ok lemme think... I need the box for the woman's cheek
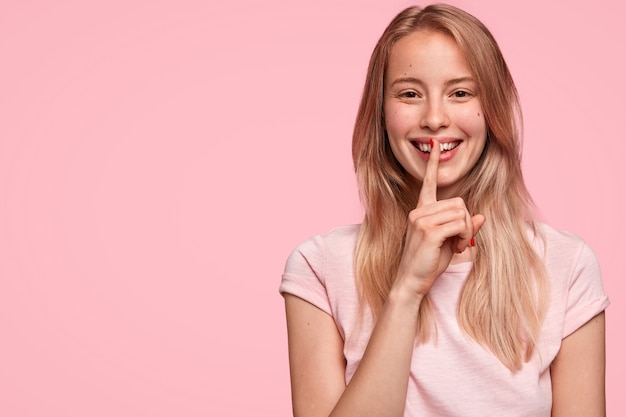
[455,106,486,134]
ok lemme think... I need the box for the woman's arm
[285,287,422,417]
[284,294,347,417]
[551,311,606,417]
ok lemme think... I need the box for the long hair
[352,4,548,371]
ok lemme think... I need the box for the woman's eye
[452,90,471,98]
[400,91,418,98]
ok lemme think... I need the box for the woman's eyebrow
[389,76,475,88]
[390,77,424,87]
[444,76,475,86]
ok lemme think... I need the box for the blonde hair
[352,4,548,371]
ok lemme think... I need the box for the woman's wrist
[387,281,424,314]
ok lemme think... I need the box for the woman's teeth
[416,141,460,153]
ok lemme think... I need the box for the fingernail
[470,237,475,247]
[430,138,434,147]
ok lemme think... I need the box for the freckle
[477,112,480,117]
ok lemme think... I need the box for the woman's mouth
[412,140,461,153]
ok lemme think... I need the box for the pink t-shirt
[280,223,609,416]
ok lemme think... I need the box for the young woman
[280,4,609,416]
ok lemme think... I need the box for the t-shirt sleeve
[562,242,610,338]
[279,235,332,316]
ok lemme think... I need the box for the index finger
[417,138,440,207]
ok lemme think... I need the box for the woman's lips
[411,139,462,162]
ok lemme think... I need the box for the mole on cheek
[477,112,480,117]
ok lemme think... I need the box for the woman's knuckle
[414,217,428,229]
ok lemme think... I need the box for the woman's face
[384,30,487,200]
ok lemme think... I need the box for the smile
[412,140,461,153]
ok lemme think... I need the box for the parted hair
[352,3,548,371]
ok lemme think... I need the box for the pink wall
[1,0,623,415]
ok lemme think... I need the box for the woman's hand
[394,138,486,297]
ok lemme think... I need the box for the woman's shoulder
[531,222,600,275]
[533,222,590,252]
[321,224,362,240]
[284,224,360,271]
[532,225,609,337]
[292,224,361,253]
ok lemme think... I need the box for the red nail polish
[430,138,434,147]
[470,237,475,247]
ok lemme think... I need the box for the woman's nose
[420,100,450,130]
